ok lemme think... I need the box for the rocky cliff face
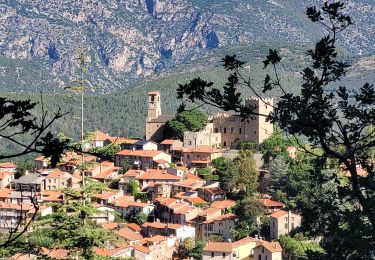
[0,0,374,92]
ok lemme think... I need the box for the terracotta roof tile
[126,223,141,232]
[198,207,221,216]
[92,192,117,201]
[41,191,64,202]
[116,149,165,158]
[257,198,284,207]
[124,169,143,177]
[203,213,238,224]
[256,241,283,253]
[270,210,288,219]
[0,162,16,168]
[114,201,150,208]
[160,139,180,145]
[102,222,120,230]
[94,130,112,141]
[133,245,151,254]
[106,137,138,145]
[45,168,69,179]
[41,248,69,259]
[210,200,236,210]
[93,247,111,257]
[232,236,257,247]
[174,178,203,188]
[0,202,34,211]
[145,235,166,243]
[185,173,201,180]
[0,188,12,198]
[135,169,181,181]
[187,197,207,205]
[203,242,233,252]
[142,222,182,230]
[115,227,143,241]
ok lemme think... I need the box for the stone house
[203,242,235,260]
[192,207,237,242]
[122,140,158,151]
[253,241,283,260]
[0,172,13,189]
[141,221,195,241]
[115,150,172,170]
[0,162,17,173]
[155,197,199,225]
[113,200,154,219]
[159,139,183,152]
[43,168,80,190]
[182,145,222,168]
[11,173,45,192]
[257,198,284,214]
[269,210,302,240]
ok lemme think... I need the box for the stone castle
[145,91,273,147]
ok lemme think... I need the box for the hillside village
[0,92,306,259]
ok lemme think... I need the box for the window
[223,141,227,147]
[214,128,219,133]
[239,128,242,134]
[292,217,295,222]
[189,141,192,145]
[222,253,226,258]
[223,128,227,133]
[273,221,275,227]
[200,140,203,144]
[231,127,234,134]
[254,130,257,134]
[285,223,288,229]
[291,223,295,229]
[211,252,214,258]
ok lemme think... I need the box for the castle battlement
[209,112,236,120]
[245,96,273,103]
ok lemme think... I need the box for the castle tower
[245,97,274,143]
[147,91,161,120]
[145,91,174,142]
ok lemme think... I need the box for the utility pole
[65,50,89,207]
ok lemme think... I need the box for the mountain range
[1,0,375,93]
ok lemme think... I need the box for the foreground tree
[28,201,114,259]
[177,2,375,257]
